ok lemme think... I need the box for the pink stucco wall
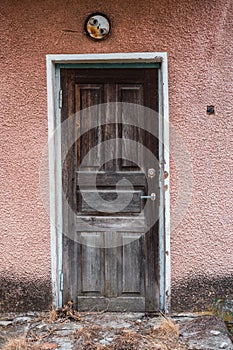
[0,0,232,311]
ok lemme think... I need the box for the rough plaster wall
[0,0,232,311]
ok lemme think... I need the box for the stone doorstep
[177,315,233,350]
[0,313,233,349]
[41,315,233,350]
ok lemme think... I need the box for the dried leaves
[2,336,41,350]
[73,317,188,350]
[48,301,81,323]
[1,308,188,350]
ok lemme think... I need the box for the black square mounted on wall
[207,105,215,115]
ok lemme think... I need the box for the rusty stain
[164,171,169,179]
[164,184,168,191]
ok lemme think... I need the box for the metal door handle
[141,193,156,201]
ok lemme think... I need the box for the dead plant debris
[0,306,208,350]
[2,336,41,350]
[47,300,81,323]
[73,317,188,350]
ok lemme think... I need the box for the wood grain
[61,68,160,312]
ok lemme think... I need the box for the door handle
[141,193,156,201]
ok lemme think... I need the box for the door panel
[80,190,142,214]
[120,84,143,167]
[76,84,103,168]
[79,232,104,293]
[61,68,159,312]
[122,234,143,293]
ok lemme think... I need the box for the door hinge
[59,89,63,109]
[59,271,64,291]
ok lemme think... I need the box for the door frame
[46,52,170,312]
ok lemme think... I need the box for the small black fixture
[207,105,215,115]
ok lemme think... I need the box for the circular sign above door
[84,13,111,40]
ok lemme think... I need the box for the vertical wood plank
[104,232,122,297]
[80,232,104,293]
[103,84,120,170]
[119,85,143,168]
[122,235,144,294]
[75,84,103,169]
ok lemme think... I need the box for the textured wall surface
[0,0,232,312]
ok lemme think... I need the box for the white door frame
[46,52,170,312]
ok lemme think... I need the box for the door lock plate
[148,168,156,178]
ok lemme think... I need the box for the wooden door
[61,68,160,312]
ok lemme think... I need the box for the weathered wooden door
[61,68,160,312]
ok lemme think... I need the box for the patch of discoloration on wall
[0,276,52,313]
[171,275,233,312]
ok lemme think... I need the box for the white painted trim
[46,57,63,307]
[54,68,63,308]
[46,52,170,311]
[46,58,58,307]
[47,52,167,64]
[161,54,171,313]
[158,68,165,310]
